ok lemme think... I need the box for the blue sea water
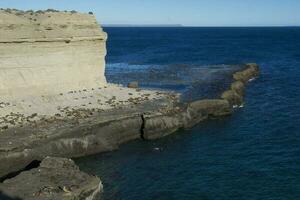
[76,27,300,200]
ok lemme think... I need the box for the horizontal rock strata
[0,91,178,179]
[0,9,107,97]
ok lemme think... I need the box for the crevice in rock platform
[140,114,146,140]
[0,160,41,183]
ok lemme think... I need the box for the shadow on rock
[0,191,22,200]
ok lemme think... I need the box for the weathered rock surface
[0,157,102,200]
[221,63,260,107]
[0,63,259,180]
[142,64,259,139]
[231,81,245,96]
[0,95,177,179]
[142,99,232,140]
[221,90,243,106]
[0,9,107,97]
[233,63,259,83]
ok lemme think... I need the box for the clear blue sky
[0,0,299,26]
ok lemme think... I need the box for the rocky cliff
[0,9,107,97]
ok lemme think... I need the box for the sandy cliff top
[0,9,107,42]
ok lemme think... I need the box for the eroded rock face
[0,157,102,200]
[0,9,107,97]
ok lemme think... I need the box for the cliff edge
[0,9,107,97]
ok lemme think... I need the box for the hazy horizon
[0,0,300,27]
[102,24,300,28]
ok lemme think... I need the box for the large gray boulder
[0,157,103,200]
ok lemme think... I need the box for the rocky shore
[0,8,260,200]
[142,63,259,139]
[0,157,102,200]
[0,63,259,199]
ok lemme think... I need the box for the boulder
[127,81,139,88]
[0,157,103,200]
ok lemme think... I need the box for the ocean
[76,27,300,200]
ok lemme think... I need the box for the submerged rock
[0,157,102,200]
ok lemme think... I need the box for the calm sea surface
[76,27,300,200]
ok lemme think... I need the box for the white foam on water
[248,78,256,82]
[154,147,164,151]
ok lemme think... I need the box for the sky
[0,0,299,26]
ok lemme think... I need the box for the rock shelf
[0,157,102,200]
[0,8,260,200]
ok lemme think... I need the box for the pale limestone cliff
[0,10,170,131]
[0,9,107,97]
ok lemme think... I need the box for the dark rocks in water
[231,81,245,96]
[223,80,246,106]
[142,63,260,139]
[188,99,232,118]
[233,63,259,83]
[221,90,243,106]
[0,157,102,200]
[142,99,233,140]
[127,81,139,88]
[221,63,259,107]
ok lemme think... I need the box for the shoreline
[0,63,259,199]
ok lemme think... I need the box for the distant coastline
[102,24,300,28]
[103,24,183,27]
